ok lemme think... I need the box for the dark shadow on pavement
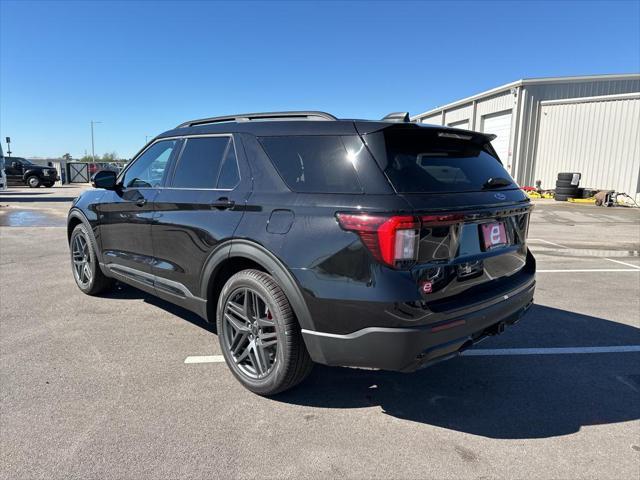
[273,305,640,439]
[103,282,217,334]
[0,191,54,195]
[94,286,640,439]
[0,196,78,202]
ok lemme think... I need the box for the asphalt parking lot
[1,186,639,479]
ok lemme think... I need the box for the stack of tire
[555,172,582,201]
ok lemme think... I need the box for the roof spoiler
[381,112,410,123]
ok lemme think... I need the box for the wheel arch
[201,240,315,331]
[67,209,104,262]
[23,169,42,181]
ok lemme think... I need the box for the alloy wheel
[222,288,278,379]
[71,233,92,287]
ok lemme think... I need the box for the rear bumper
[302,280,535,372]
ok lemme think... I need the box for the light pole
[90,121,102,160]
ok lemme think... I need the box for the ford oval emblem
[494,193,506,200]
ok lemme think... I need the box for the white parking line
[529,238,568,249]
[184,355,225,364]
[537,268,640,273]
[462,346,640,356]
[605,258,640,270]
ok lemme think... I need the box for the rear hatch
[358,123,533,305]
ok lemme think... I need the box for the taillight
[336,213,420,269]
[420,213,464,225]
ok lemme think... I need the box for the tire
[555,180,574,188]
[557,172,580,182]
[26,175,41,188]
[217,269,313,395]
[69,224,114,295]
[554,193,573,202]
[555,186,579,195]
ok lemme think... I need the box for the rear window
[259,136,362,193]
[375,128,514,193]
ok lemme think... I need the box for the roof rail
[177,111,338,128]
[381,112,410,123]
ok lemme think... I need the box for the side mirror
[92,170,118,190]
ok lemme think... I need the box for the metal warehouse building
[412,74,640,201]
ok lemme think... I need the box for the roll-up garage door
[481,110,512,165]
[447,119,470,130]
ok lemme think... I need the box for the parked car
[4,156,59,188]
[0,146,6,191]
[88,162,121,176]
[67,111,535,395]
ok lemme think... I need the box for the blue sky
[1,0,639,159]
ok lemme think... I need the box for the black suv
[4,156,59,188]
[67,111,535,395]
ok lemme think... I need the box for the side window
[121,140,177,188]
[217,141,240,189]
[171,137,230,189]
[259,136,362,193]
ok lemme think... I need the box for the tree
[101,152,119,162]
[62,153,72,161]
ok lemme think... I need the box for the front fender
[67,208,104,264]
[22,168,42,180]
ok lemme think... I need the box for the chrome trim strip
[301,327,416,340]
[119,133,242,192]
[104,263,205,301]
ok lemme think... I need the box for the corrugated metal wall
[421,113,443,125]
[515,78,640,186]
[444,104,473,125]
[474,91,516,126]
[414,76,640,194]
[534,94,640,196]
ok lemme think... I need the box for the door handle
[211,197,235,210]
[135,198,147,207]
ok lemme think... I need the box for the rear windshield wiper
[482,177,512,189]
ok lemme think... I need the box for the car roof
[155,111,496,144]
[158,119,363,138]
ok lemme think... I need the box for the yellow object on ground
[527,191,554,199]
[568,197,597,204]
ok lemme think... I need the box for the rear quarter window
[258,136,362,193]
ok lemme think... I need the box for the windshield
[371,128,515,194]
[13,158,34,165]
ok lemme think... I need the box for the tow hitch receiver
[488,321,506,336]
